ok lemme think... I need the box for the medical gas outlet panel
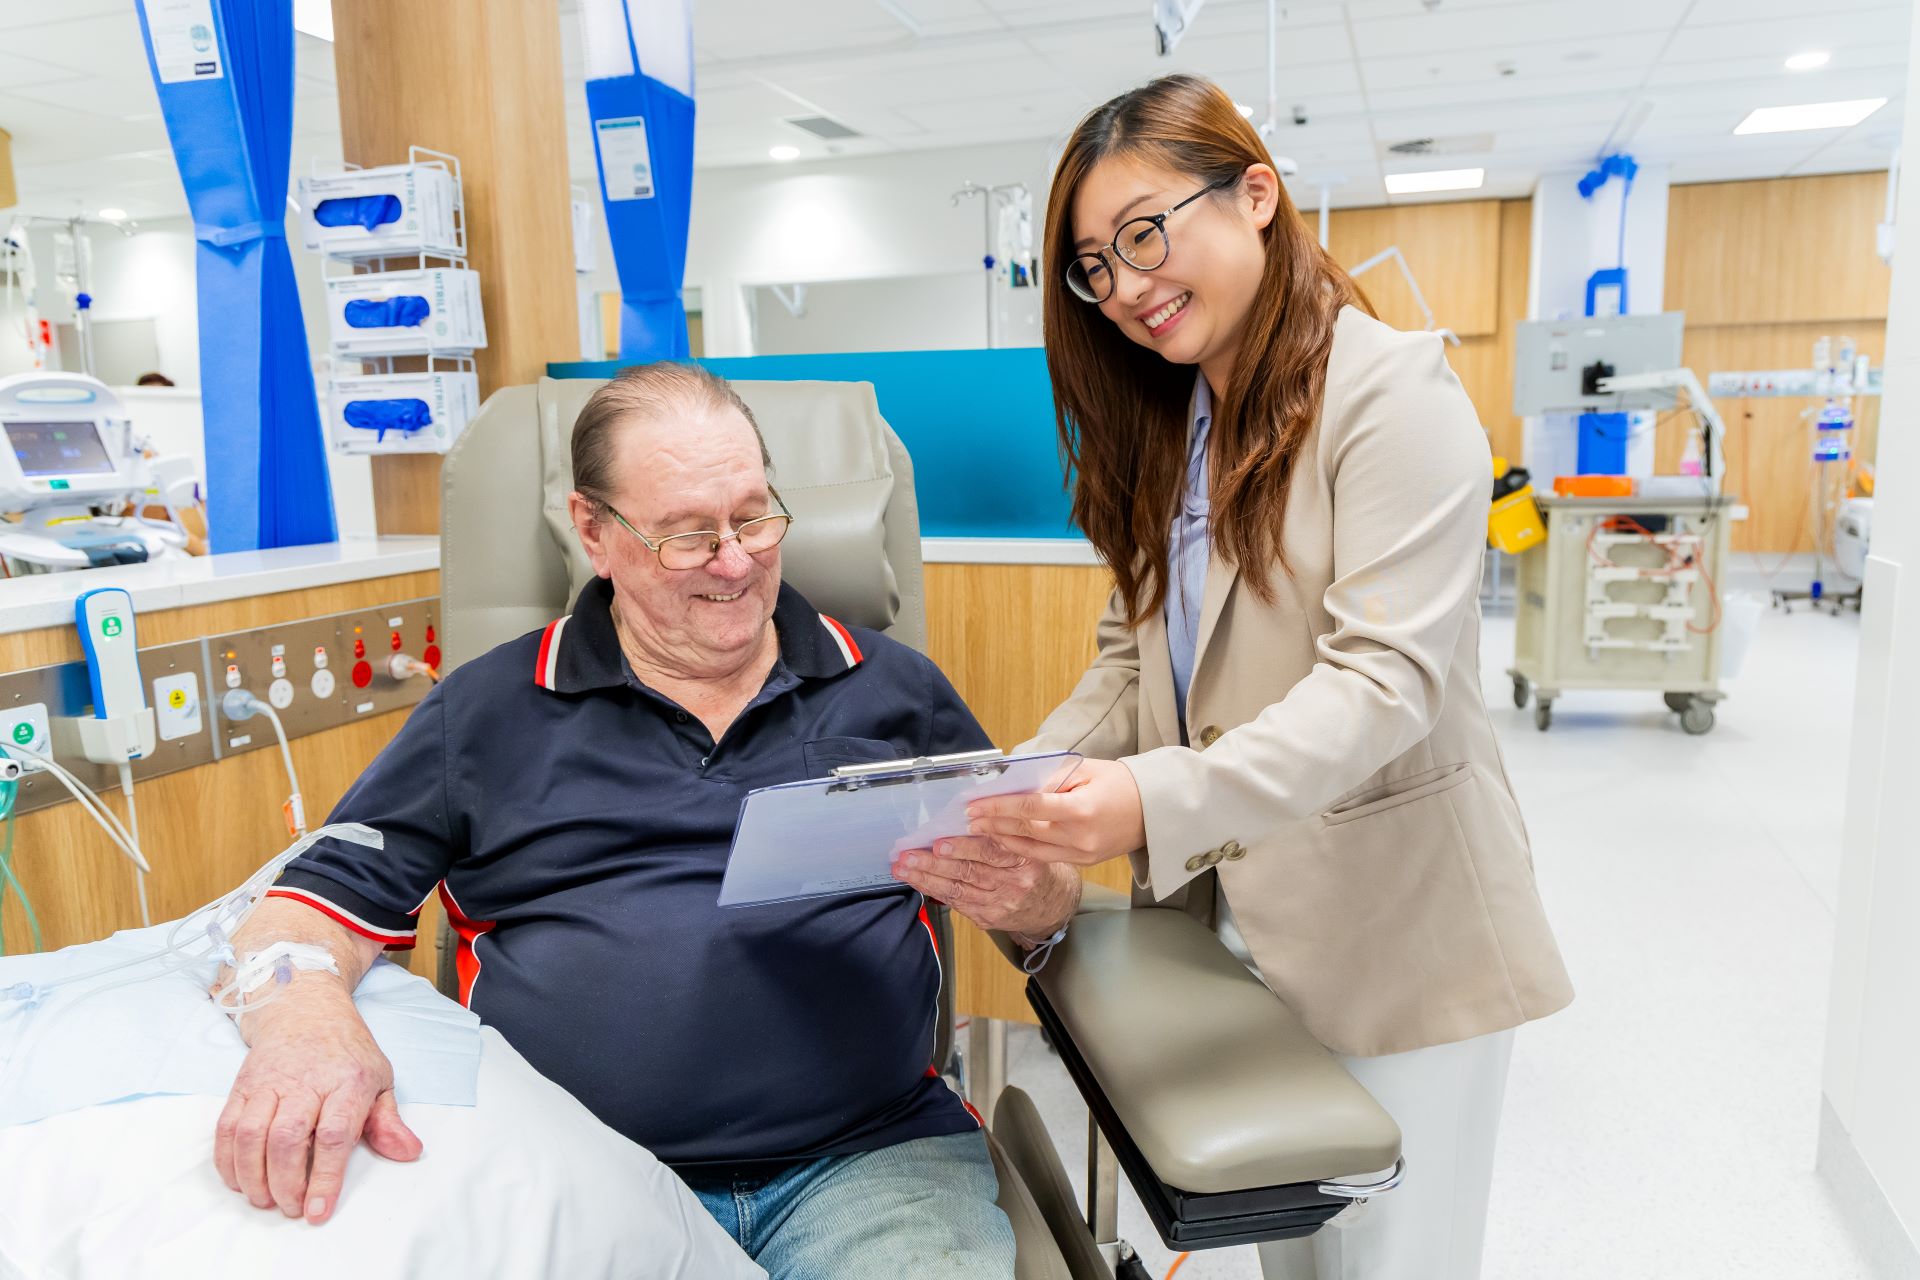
[0,597,440,820]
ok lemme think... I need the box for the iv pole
[951,181,1027,348]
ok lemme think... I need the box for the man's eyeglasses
[1064,178,1234,304]
[602,490,794,571]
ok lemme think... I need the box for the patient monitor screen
[5,420,116,477]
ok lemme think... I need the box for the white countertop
[0,537,441,636]
[921,537,1100,566]
[0,535,1098,637]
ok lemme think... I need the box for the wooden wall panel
[1440,197,1533,462]
[1662,321,1884,555]
[1327,199,1502,338]
[924,562,1134,1023]
[1667,173,1892,327]
[1,570,440,962]
[1665,172,1891,554]
[332,0,579,537]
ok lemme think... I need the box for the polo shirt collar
[533,576,864,694]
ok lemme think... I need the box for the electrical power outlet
[0,702,51,759]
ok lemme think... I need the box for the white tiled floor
[1005,595,1875,1279]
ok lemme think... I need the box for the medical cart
[1507,495,1741,734]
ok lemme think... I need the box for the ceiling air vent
[785,116,862,141]
[1384,132,1493,157]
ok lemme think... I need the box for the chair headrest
[535,376,904,633]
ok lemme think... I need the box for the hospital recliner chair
[435,375,1404,1279]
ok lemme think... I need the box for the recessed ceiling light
[1734,98,1885,134]
[1383,167,1484,195]
[1784,50,1830,71]
[98,208,127,222]
[769,145,800,161]
[1234,102,1254,119]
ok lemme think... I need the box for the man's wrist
[1011,873,1083,949]
[232,971,355,1045]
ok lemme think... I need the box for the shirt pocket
[1321,762,1474,827]
[801,735,903,777]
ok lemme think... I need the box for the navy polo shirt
[269,575,991,1169]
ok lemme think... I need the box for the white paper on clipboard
[717,750,1083,907]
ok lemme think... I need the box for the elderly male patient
[212,364,1080,1277]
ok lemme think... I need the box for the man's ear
[568,491,616,579]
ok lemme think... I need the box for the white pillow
[0,1026,765,1280]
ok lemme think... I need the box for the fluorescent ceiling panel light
[1383,167,1484,194]
[1784,50,1830,71]
[1735,98,1885,134]
[98,208,127,222]
[769,145,800,161]
[293,0,334,42]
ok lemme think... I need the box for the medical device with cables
[0,372,199,574]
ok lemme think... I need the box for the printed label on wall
[148,0,224,83]
[594,116,655,201]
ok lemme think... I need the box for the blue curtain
[587,6,695,360]
[136,0,336,552]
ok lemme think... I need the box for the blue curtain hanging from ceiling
[585,0,695,360]
[135,0,335,553]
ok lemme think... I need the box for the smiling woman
[897,73,1572,1280]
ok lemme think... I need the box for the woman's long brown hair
[1045,74,1367,623]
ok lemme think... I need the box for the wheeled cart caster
[1534,701,1552,732]
[1680,700,1715,735]
[1511,675,1530,709]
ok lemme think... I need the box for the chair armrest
[1030,907,1401,1194]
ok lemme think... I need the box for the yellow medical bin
[1488,485,1547,555]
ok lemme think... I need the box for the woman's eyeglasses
[1064,178,1233,305]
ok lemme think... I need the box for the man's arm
[213,897,420,1225]
[211,685,464,1223]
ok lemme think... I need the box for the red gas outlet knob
[390,631,403,652]
[422,644,442,670]
[353,637,366,659]
[351,660,373,689]
[425,625,436,644]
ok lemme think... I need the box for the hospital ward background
[1,1,1919,1278]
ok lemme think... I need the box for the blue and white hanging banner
[581,0,695,361]
[134,0,335,553]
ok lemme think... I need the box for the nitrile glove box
[325,268,487,356]
[329,371,480,456]
[299,163,460,258]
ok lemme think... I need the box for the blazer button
[1184,853,1206,873]
[1198,725,1222,748]
[1224,841,1247,861]
[1206,848,1224,866]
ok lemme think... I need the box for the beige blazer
[1024,306,1573,1058]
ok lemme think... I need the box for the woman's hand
[962,758,1147,868]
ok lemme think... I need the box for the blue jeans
[682,1131,1016,1279]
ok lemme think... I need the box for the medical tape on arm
[231,941,341,996]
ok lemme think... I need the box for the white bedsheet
[0,1025,765,1280]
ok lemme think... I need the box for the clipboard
[716,749,1084,908]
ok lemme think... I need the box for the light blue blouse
[1166,373,1212,740]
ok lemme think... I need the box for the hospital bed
[437,375,1405,1278]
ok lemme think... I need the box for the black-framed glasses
[603,488,794,570]
[1064,177,1234,304]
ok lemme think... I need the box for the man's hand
[213,979,422,1225]
[960,757,1147,869]
[892,838,1082,940]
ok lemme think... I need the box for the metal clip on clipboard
[826,748,1010,792]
